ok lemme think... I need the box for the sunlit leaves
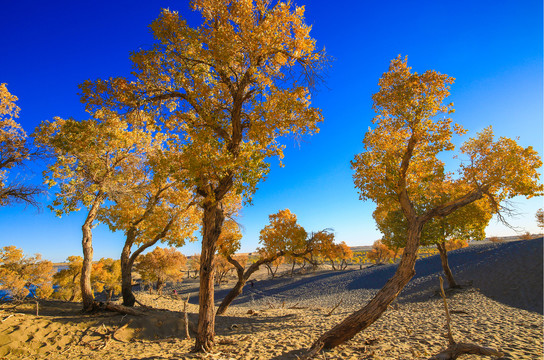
[352,56,542,225]
[0,246,54,300]
[136,247,186,293]
[79,0,325,205]
[0,84,41,206]
[258,209,307,256]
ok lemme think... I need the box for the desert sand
[0,238,542,359]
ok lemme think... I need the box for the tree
[306,56,543,355]
[366,240,395,264]
[52,256,83,301]
[0,246,54,300]
[0,84,41,207]
[79,0,325,349]
[91,258,122,301]
[375,193,492,287]
[536,208,544,231]
[34,117,155,311]
[216,209,323,315]
[135,247,186,294]
[329,241,353,270]
[188,254,201,278]
[98,147,200,306]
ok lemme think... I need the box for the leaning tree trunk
[436,242,458,288]
[217,251,284,315]
[194,201,225,352]
[306,223,423,355]
[80,194,103,312]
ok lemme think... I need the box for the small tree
[0,84,41,207]
[216,210,326,315]
[91,258,122,301]
[366,240,395,264]
[52,256,83,301]
[34,117,156,311]
[99,161,200,306]
[188,254,200,278]
[136,247,186,294]
[0,246,54,300]
[536,209,544,231]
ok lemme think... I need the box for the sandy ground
[0,238,542,359]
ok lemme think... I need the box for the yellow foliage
[0,246,54,300]
[136,247,186,294]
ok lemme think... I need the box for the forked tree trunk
[436,242,458,288]
[194,201,225,352]
[121,218,175,306]
[80,194,103,312]
[306,223,423,355]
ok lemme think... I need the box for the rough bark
[437,242,458,288]
[305,222,423,356]
[194,201,225,352]
[121,239,136,307]
[80,194,103,312]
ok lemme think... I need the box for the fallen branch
[101,302,144,316]
[326,299,343,317]
[1,314,13,322]
[427,277,503,360]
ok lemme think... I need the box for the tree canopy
[0,84,41,207]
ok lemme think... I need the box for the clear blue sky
[0,0,542,262]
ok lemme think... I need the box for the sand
[0,238,542,359]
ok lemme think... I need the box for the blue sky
[0,0,542,262]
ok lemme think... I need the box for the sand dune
[0,238,542,359]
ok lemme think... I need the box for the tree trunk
[194,201,225,352]
[80,194,103,312]
[217,252,283,315]
[121,240,136,306]
[157,278,164,295]
[437,242,458,288]
[306,223,423,355]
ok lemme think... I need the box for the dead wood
[101,302,144,316]
[427,277,503,360]
[184,294,191,340]
[325,299,343,317]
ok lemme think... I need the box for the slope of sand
[0,238,542,359]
